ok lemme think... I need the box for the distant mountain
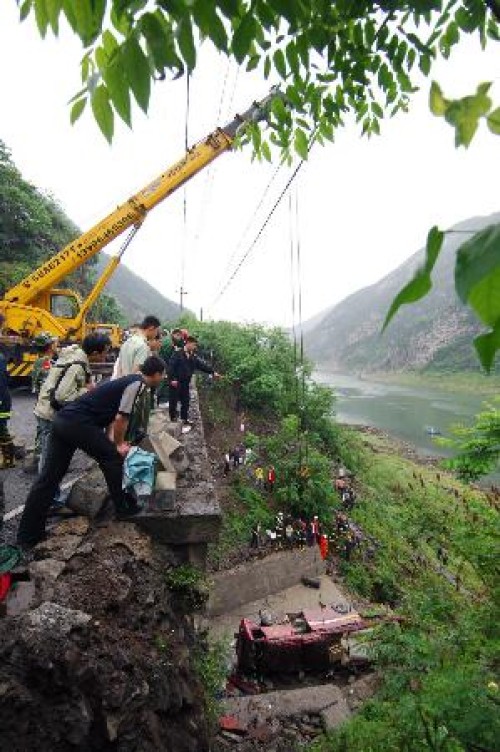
[95,254,183,324]
[304,212,500,373]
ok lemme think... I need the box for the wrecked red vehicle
[236,608,387,676]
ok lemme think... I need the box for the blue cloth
[123,447,157,496]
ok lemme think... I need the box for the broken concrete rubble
[0,385,222,751]
[0,519,210,751]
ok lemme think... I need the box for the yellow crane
[1,88,278,380]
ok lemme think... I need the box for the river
[314,371,488,459]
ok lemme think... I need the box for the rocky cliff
[304,212,500,373]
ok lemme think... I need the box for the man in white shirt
[113,316,161,377]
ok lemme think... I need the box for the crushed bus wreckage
[236,606,398,676]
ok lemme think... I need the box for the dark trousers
[168,381,190,421]
[17,417,126,548]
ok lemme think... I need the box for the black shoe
[114,495,142,520]
[115,505,142,520]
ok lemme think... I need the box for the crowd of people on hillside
[0,316,220,552]
[247,474,374,563]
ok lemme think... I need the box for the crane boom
[5,88,278,306]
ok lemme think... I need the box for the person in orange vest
[319,534,329,560]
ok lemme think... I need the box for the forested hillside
[305,213,500,373]
[93,254,182,324]
[0,140,180,325]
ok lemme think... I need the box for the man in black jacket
[17,355,166,550]
[168,336,219,431]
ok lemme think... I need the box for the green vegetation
[370,370,500,396]
[0,138,124,324]
[184,317,498,751]
[193,636,232,728]
[437,397,500,481]
[309,431,499,751]
[20,0,500,386]
[20,0,499,155]
[165,564,209,610]
[0,138,180,326]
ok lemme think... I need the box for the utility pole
[200,307,203,322]
[178,286,188,311]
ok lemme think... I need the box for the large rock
[24,601,92,635]
[321,696,352,730]
[66,468,108,518]
[222,685,345,727]
[0,521,210,752]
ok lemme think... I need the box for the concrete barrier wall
[208,546,325,616]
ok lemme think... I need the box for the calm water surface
[314,371,489,458]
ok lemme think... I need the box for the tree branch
[485,0,500,22]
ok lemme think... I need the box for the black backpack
[48,360,90,411]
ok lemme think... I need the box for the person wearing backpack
[34,333,111,475]
[17,355,166,550]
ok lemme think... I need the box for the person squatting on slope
[168,336,220,431]
[16,355,166,550]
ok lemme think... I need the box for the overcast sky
[1,3,499,327]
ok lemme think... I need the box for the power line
[180,74,191,298]
[209,160,305,309]
[216,160,284,286]
[191,61,232,252]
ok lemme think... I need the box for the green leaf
[294,127,308,160]
[122,35,151,112]
[383,226,444,330]
[19,0,33,22]
[455,224,500,319]
[261,141,272,162]
[102,58,132,126]
[487,106,500,135]
[232,13,256,63]
[216,0,239,20]
[192,1,227,52]
[91,85,114,142]
[455,6,478,32]
[46,0,62,33]
[177,15,197,70]
[468,267,500,328]
[67,0,94,46]
[273,48,287,79]
[419,54,432,76]
[70,97,86,124]
[102,30,118,55]
[474,321,500,373]
[34,0,49,37]
[267,0,298,25]
[429,81,448,116]
[141,12,176,71]
[246,55,260,72]
[285,41,300,77]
